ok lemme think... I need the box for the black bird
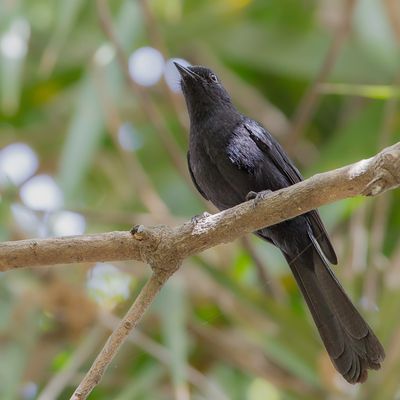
[175,62,385,384]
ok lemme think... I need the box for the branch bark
[70,269,178,400]
[1,142,399,272]
[1,143,399,398]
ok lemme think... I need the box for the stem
[70,270,177,400]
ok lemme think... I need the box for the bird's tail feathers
[284,246,385,383]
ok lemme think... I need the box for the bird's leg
[246,189,273,207]
[191,211,211,225]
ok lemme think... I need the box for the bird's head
[174,63,233,121]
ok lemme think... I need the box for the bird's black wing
[242,119,337,265]
[187,151,208,200]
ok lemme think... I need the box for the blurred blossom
[94,43,115,66]
[20,175,63,211]
[50,211,86,236]
[87,263,132,309]
[0,17,30,60]
[128,46,164,86]
[360,296,379,312]
[118,122,143,151]
[20,381,38,400]
[164,58,191,92]
[0,143,39,187]
[11,203,43,236]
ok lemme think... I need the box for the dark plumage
[175,62,385,383]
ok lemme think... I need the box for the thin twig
[362,73,400,305]
[92,62,171,221]
[240,236,285,300]
[96,0,189,179]
[100,312,230,400]
[137,0,189,131]
[196,46,290,136]
[362,194,391,307]
[37,327,104,400]
[189,322,316,394]
[385,238,400,288]
[384,0,400,44]
[286,0,357,150]
[70,270,178,400]
[348,202,369,274]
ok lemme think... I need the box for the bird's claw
[245,191,258,201]
[191,211,211,225]
[246,190,272,206]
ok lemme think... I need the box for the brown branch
[70,269,178,400]
[189,322,315,394]
[0,231,143,270]
[286,0,357,150]
[1,142,399,272]
[92,63,172,222]
[100,312,230,400]
[195,46,290,137]
[95,0,189,179]
[384,0,400,44]
[240,236,285,300]
[37,327,104,400]
[137,0,189,132]
[1,143,399,398]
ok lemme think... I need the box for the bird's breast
[189,133,243,210]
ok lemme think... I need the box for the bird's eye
[209,73,218,83]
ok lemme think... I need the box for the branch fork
[0,142,399,399]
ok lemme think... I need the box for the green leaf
[58,74,104,201]
[115,364,163,400]
[319,83,400,99]
[247,378,280,400]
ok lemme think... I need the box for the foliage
[0,0,399,399]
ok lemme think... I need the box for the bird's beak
[174,62,196,81]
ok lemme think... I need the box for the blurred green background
[1,0,400,399]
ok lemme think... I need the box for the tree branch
[1,143,399,399]
[286,0,357,149]
[1,142,399,272]
[70,269,178,400]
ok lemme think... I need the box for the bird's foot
[246,190,273,207]
[191,211,211,225]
